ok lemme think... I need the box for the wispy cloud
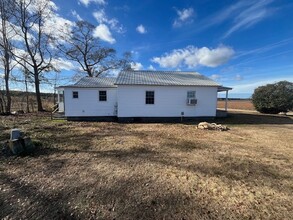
[93,9,124,33]
[211,74,221,81]
[234,74,243,81]
[78,0,106,7]
[71,10,82,21]
[235,37,293,58]
[196,0,276,38]
[173,7,194,27]
[232,75,293,93]
[223,0,275,38]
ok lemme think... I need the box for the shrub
[252,81,293,114]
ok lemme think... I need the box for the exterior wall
[117,85,218,117]
[63,87,117,117]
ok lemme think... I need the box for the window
[146,91,154,104]
[187,91,196,99]
[99,91,107,101]
[72,91,78,99]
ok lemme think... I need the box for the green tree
[252,81,293,114]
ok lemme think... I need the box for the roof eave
[114,83,220,87]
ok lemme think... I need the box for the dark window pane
[187,91,196,98]
[146,91,154,104]
[73,91,78,98]
[99,91,107,101]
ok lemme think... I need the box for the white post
[225,90,228,111]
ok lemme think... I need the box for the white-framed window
[146,91,155,104]
[99,90,107,101]
[187,91,196,99]
[72,91,78,99]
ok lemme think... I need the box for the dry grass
[0,112,292,219]
[218,100,255,110]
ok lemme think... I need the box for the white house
[56,70,231,122]
[57,77,118,121]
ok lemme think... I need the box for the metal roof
[115,70,221,87]
[60,77,117,88]
[218,86,233,92]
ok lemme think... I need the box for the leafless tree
[0,0,16,113]
[11,0,57,111]
[59,20,131,77]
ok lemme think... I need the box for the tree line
[0,0,131,113]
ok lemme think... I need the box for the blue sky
[28,0,293,97]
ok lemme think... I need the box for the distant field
[218,99,255,110]
[0,91,55,113]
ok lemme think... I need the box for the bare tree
[11,0,57,111]
[0,0,16,113]
[59,20,131,77]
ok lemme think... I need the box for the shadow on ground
[215,112,293,125]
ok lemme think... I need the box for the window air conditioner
[187,98,197,105]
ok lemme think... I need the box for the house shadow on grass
[214,111,293,125]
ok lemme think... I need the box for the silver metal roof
[218,86,233,92]
[61,77,117,88]
[115,70,221,87]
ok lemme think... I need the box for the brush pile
[197,122,229,131]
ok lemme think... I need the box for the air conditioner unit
[187,98,197,105]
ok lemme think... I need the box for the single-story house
[56,70,231,122]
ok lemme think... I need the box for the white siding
[117,85,218,117]
[57,90,64,112]
[64,88,117,117]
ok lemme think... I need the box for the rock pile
[197,122,229,131]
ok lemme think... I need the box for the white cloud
[152,45,234,68]
[232,76,293,94]
[93,9,124,33]
[51,58,74,71]
[130,62,143,70]
[211,74,221,80]
[27,0,58,14]
[93,24,116,44]
[79,0,106,7]
[223,0,274,38]
[43,15,74,41]
[234,74,243,81]
[136,24,147,34]
[71,10,82,21]
[148,65,155,70]
[93,10,107,23]
[173,8,194,27]
[194,0,275,38]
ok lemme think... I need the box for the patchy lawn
[0,112,292,219]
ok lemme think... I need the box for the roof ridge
[122,70,200,73]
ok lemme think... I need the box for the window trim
[145,91,155,105]
[72,91,79,99]
[99,90,107,102]
[187,91,196,99]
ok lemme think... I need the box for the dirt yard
[0,112,292,219]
